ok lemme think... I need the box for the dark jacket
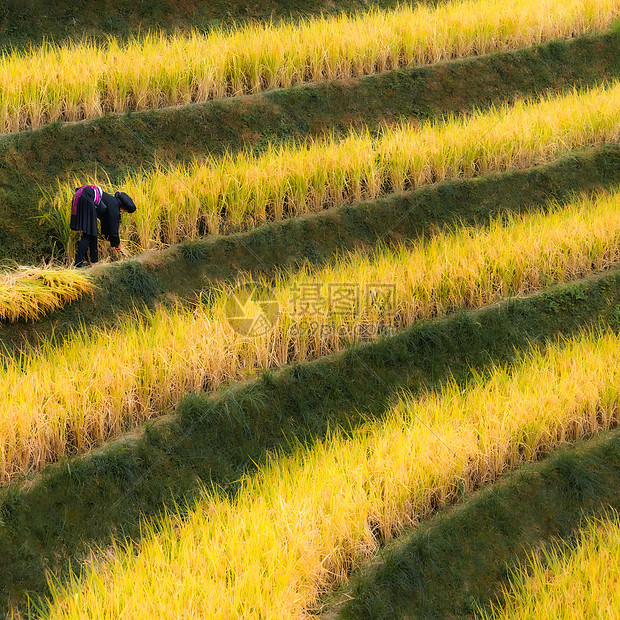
[70,186,99,237]
[98,191,122,247]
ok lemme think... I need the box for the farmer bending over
[71,186,136,268]
[99,189,136,255]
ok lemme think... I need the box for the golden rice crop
[46,80,620,254]
[2,0,617,133]
[481,511,620,619]
[0,268,93,322]
[40,328,620,618]
[1,190,619,481]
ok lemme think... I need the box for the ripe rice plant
[480,511,620,619]
[1,190,619,481]
[1,0,617,133]
[0,268,93,322]
[39,328,620,618]
[45,80,620,254]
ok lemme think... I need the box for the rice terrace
[3,0,620,618]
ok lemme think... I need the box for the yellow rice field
[1,190,619,481]
[481,511,620,619]
[47,80,620,254]
[5,0,620,615]
[39,328,620,618]
[2,0,618,133]
[0,268,93,323]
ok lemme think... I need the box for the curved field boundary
[329,431,620,619]
[2,29,619,263]
[3,142,620,353]
[0,269,618,616]
[2,0,616,133]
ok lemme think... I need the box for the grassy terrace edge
[0,0,404,50]
[3,141,620,352]
[1,268,619,614]
[325,429,620,619]
[1,29,619,264]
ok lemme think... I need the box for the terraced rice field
[2,0,617,132]
[1,0,620,617]
[3,190,620,480]
[43,79,620,254]
[38,329,620,617]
